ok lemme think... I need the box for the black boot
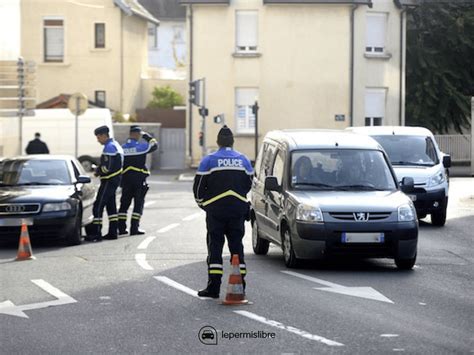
[118,219,128,236]
[85,234,102,242]
[197,276,221,298]
[130,220,145,236]
[104,220,118,240]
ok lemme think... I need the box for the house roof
[36,94,105,109]
[138,0,186,20]
[393,0,419,8]
[114,0,160,24]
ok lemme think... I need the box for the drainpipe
[188,5,194,161]
[120,10,124,113]
[399,8,407,126]
[350,4,358,127]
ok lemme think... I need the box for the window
[95,23,105,48]
[44,18,64,62]
[365,89,386,126]
[235,88,258,134]
[173,26,184,43]
[262,144,276,178]
[148,24,158,48]
[366,13,387,54]
[236,10,258,53]
[95,91,106,108]
[272,151,285,185]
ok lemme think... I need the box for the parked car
[0,155,96,245]
[251,130,418,270]
[347,126,451,226]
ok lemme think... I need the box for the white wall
[148,20,186,70]
[0,0,21,60]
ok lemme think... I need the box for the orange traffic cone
[15,223,35,261]
[222,254,249,305]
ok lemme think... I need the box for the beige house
[21,0,158,114]
[181,0,417,165]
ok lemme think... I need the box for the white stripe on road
[158,223,180,233]
[182,212,203,221]
[20,279,77,312]
[281,270,340,288]
[144,200,156,208]
[380,334,399,338]
[135,253,153,271]
[234,310,344,347]
[137,236,156,250]
[154,276,211,300]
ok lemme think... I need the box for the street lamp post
[252,100,259,162]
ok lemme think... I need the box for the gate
[159,128,186,169]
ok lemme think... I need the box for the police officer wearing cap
[118,125,158,235]
[86,125,124,242]
[193,125,254,298]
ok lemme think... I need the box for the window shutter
[366,14,386,51]
[365,89,386,118]
[46,27,64,60]
[236,11,258,50]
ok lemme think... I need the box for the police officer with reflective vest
[85,125,124,242]
[193,125,254,298]
[118,125,158,235]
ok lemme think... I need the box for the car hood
[0,185,75,203]
[289,190,410,212]
[392,165,441,184]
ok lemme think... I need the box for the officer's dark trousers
[118,180,147,230]
[205,213,247,290]
[92,179,119,237]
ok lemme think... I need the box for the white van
[22,108,114,171]
[347,126,451,226]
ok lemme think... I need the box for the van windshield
[372,135,439,166]
[291,149,397,191]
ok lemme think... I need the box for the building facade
[20,0,158,114]
[182,0,416,165]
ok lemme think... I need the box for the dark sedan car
[0,155,96,245]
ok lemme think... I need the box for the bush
[112,111,126,122]
[147,85,184,109]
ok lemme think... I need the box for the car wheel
[395,253,416,270]
[252,219,269,255]
[79,156,96,173]
[431,206,447,227]
[282,227,299,268]
[66,210,82,246]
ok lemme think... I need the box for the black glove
[142,132,152,141]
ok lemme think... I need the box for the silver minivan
[251,130,419,270]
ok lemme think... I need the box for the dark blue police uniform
[118,127,158,235]
[86,126,123,241]
[193,126,253,298]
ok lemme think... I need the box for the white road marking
[234,310,344,347]
[137,236,156,250]
[182,212,203,221]
[419,302,427,306]
[147,181,172,185]
[144,201,156,208]
[158,223,180,234]
[393,349,405,352]
[380,334,399,338]
[0,279,77,318]
[154,276,211,300]
[135,253,153,271]
[281,270,394,304]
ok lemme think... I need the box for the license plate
[0,218,33,227]
[341,232,384,243]
[408,194,417,201]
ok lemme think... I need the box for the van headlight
[43,202,72,212]
[428,171,445,187]
[398,204,415,222]
[296,204,324,223]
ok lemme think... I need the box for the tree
[147,85,184,109]
[406,2,474,133]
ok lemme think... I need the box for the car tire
[282,227,300,268]
[252,219,269,255]
[79,156,96,173]
[431,205,447,227]
[395,253,416,270]
[66,210,83,246]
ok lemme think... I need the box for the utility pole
[252,100,259,162]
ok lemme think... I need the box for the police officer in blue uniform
[118,125,158,235]
[85,125,124,242]
[193,125,254,298]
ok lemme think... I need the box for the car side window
[272,150,285,185]
[71,160,84,180]
[262,144,276,178]
[254,143,267,180]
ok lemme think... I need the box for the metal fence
[434,135,471,162]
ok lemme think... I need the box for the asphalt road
[1,174,473,354]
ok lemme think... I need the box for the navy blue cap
[94,125,109,136]
[130,125,142,133]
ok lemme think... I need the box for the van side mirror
[442,155,451,168]
[77,175,91,184]
[400,177,414,193]
[264,176,280,192]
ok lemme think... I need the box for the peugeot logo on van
[354,212,369,221]
[6,205,26,213]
